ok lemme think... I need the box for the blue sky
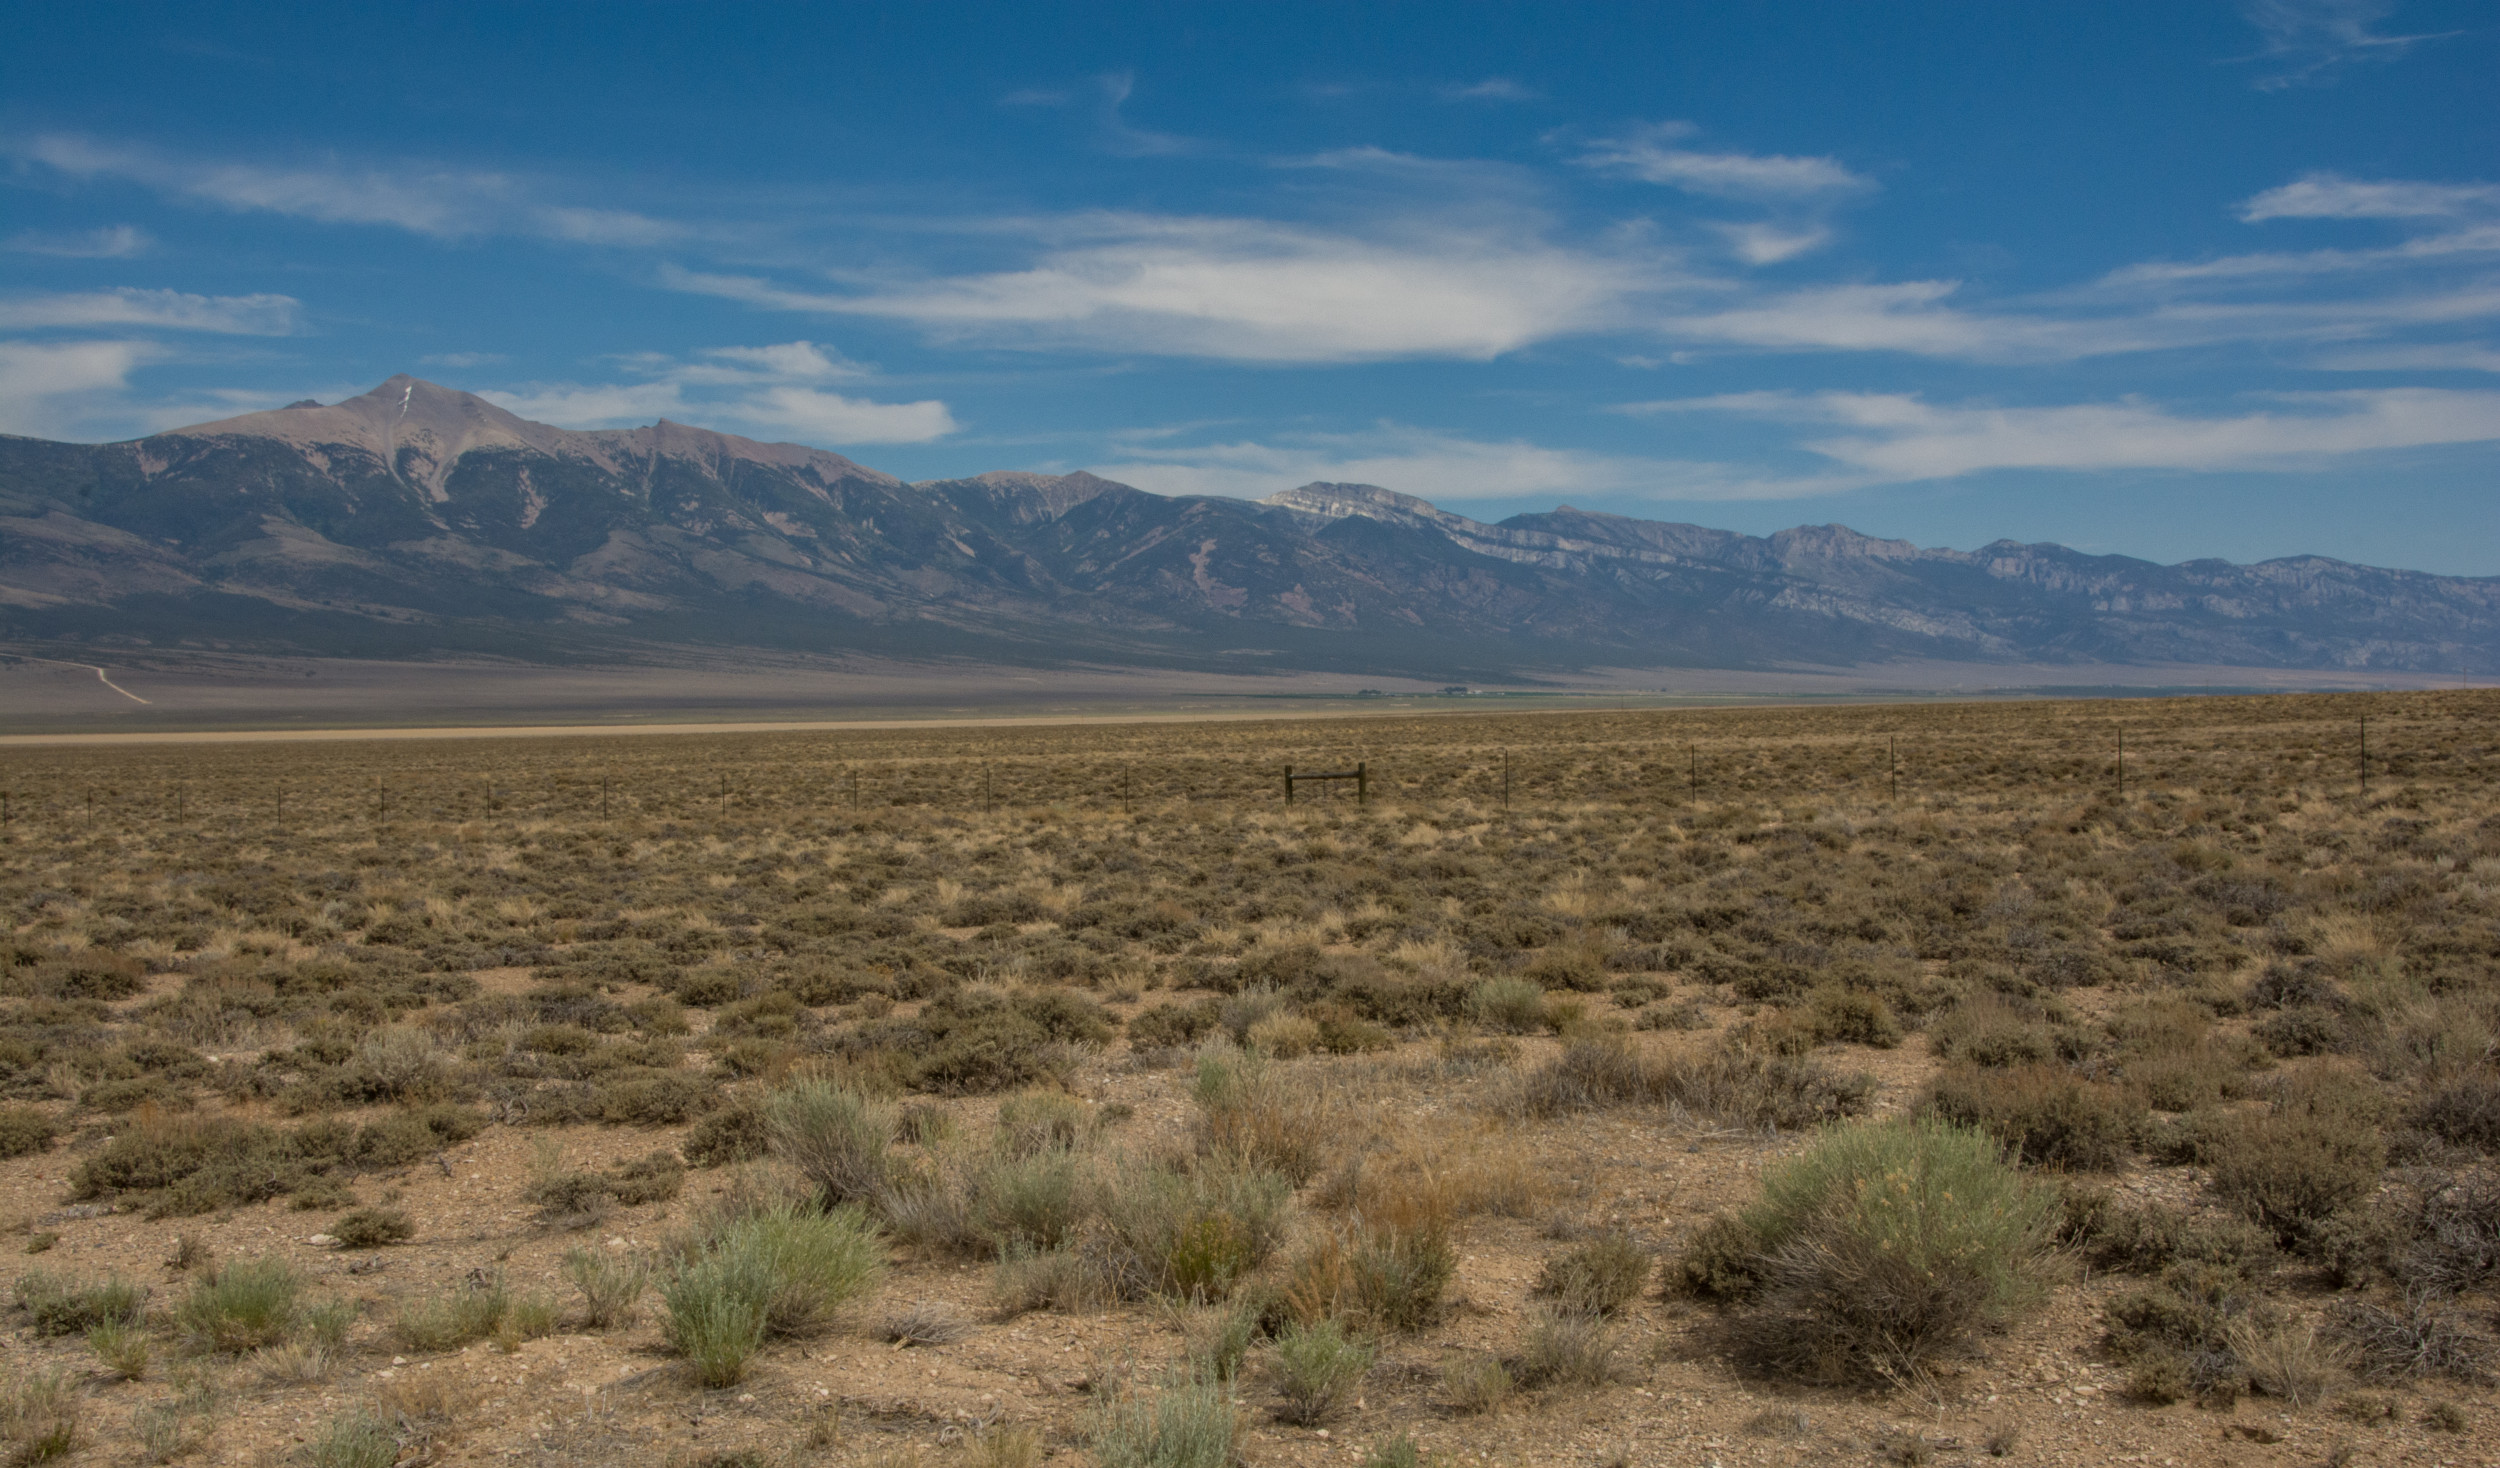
[4,2,2498,573]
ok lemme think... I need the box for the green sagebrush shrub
[1268,1319,1375,1424]
[177,1257,302,1353]
[662,1204,887,1386]
[1090,1373,1237,1468]
[1683,1118,2055,1384]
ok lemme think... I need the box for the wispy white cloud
[1658,282,2124,361]
[1577,123,1873,201]
[16,134,687,245]
[1624,387,2500,479]
[1439,78,1537,102]
[0,339,161,437]
[2308,342,2500,372]
[2241,172,2500,221]
[477,340,956,445]
[1714,223,1832,266]
[662,168,2500,366]
[1661,270,2500,363]
[0,339,351,441]
[2098,223,2500,286]
[689,340,867,381]
[2236,0,2459,89]
[478,381,686,425]
[531,206,690,248]
[1570,122,1867,269]
[729,386,957,443]
[1093,71,1199,157]
[418,351,508,369]
[4,224,151,259]
[666,215,1660,363]
[656,267,851,314]
[1092,423,1817,502]
[0,288,298,335]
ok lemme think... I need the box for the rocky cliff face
[3,377,2494,674]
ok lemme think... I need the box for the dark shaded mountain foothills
[2,377,2494,676]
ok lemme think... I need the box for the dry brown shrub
[2325,1293,2499,1384]
[2205,1069,2389,1245]
[1928,1063,2144,1171]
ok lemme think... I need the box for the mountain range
[2,376,2494,679]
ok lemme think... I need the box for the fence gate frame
[1283,762,1368,805]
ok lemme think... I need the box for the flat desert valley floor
[0,692,2495,1468]
[0,649,2464,736]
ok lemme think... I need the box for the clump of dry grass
[1190,1046,1330,1184]
[0,1365,79,1465]
[1509,1306,1619,1389]
[1533,1233,1651,1316]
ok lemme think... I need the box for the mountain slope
[2,377,2494,675]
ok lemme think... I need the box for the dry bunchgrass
[1315,1124,1557,1224]
[1190,1047,1331,1185]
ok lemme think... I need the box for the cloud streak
[2241,173,2500,222]
[667,215,1661,362]
[1092,423,1830,503]
[4,225,151,259]
[1439,78,1537,102]
[478,340,957,445]
[1093,71,1200,157]
[665,169,2500,367]
[2236,0,2459,89]
[1626,387,2500,480]
[17,134,686,245]
[29,125,2490,382]
[1661,268,2500,364]
[0,339,161,438]
[0,288,298,335]
[1577,123,1873,201]
[2097,223,2500,287]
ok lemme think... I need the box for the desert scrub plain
[0,690,2494,1468]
